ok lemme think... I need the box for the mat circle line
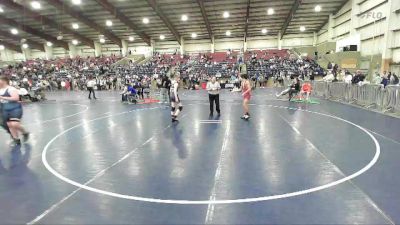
[41,104,380,204]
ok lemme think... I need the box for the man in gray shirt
[206,76,221,117]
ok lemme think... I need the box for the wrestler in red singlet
[240,74,251,120]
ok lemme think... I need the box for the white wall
[214,37,243,51]
[317,1,352,44]
[247,36,278,50]
[282,34,314,48]
[317,0,399,58]
[185,39,211,53]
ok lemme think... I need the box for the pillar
[44,44,53,60]
[277,32,282,50]
[68,43,78,58]
[180,36,184,55]
[151,39,156,55]
[313,32,318,47]
[381,0,394,73]
[22,48,31,61]
[211,35,215,53]
[328,14,335,41]
[243,35,248,52]
[94,42,102,57]
[121,40,128,57]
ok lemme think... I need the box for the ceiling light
[22,43,29,49]
[46,41,53,47]
[10,28,18,35]
[226,30,231,36]
[300,26,306,32]
[191,33,197,38]
[72,40,78,45]
[315,5,322,12]
[31,1,41,9]
[105,20,113,27]
[72,23,79,29]
[159,35,165,40]
[267,8,274,15]
[0,7,4,13]
[71,0,81,5]
[128,36,134,42]
[181,14,188,21]
[99,38,105,43]
[223,11,230,18]
[142,17,149,24]
[0,45,4,50]
[262,28,268,34]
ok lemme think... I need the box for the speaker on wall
[349,45,358,51]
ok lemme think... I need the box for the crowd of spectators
[0,50,330,97]
[247,55,325,87]
[0,55,120,92]
[321,61,399,88]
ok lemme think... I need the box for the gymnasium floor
[0,89,399,225]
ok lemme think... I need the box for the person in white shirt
[206,76,221,117]
[86,77,97,99]
[170,76,183,122]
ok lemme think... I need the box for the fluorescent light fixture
[142,17,149,24]
[99,38,105,43]
[159,35,165,40]
[46,41,53,47]
[72,23,79,29]
[191,33,197,38]
[0,6,4,13]
[22,43,29,49]
[11,28,18,35]
[0,45,5,50]
[226,30,231,36]
[128,36,134,42]
[300,26,306,32]
[31,1,41,9]
[71,0,81,5]
[181,14,188,21]
[105,20,113,27]
[267,8,274,15]
[72,39,78,45]
[223,11,230,18]
[262,28,268,34]
[315,5,322,12]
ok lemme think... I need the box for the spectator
[352,70,365,85]
[372,72,382,85]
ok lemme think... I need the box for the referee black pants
[88,87,96,99]
[209,94,220,114]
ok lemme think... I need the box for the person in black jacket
[161,75,171,103]
[352,70,365,84]
[276,78,301,101]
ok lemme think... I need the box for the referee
[86,76,97,100]
[206,76,221,117]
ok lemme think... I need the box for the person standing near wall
[206,76,221,117]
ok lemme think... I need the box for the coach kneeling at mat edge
[207,76,221,117]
